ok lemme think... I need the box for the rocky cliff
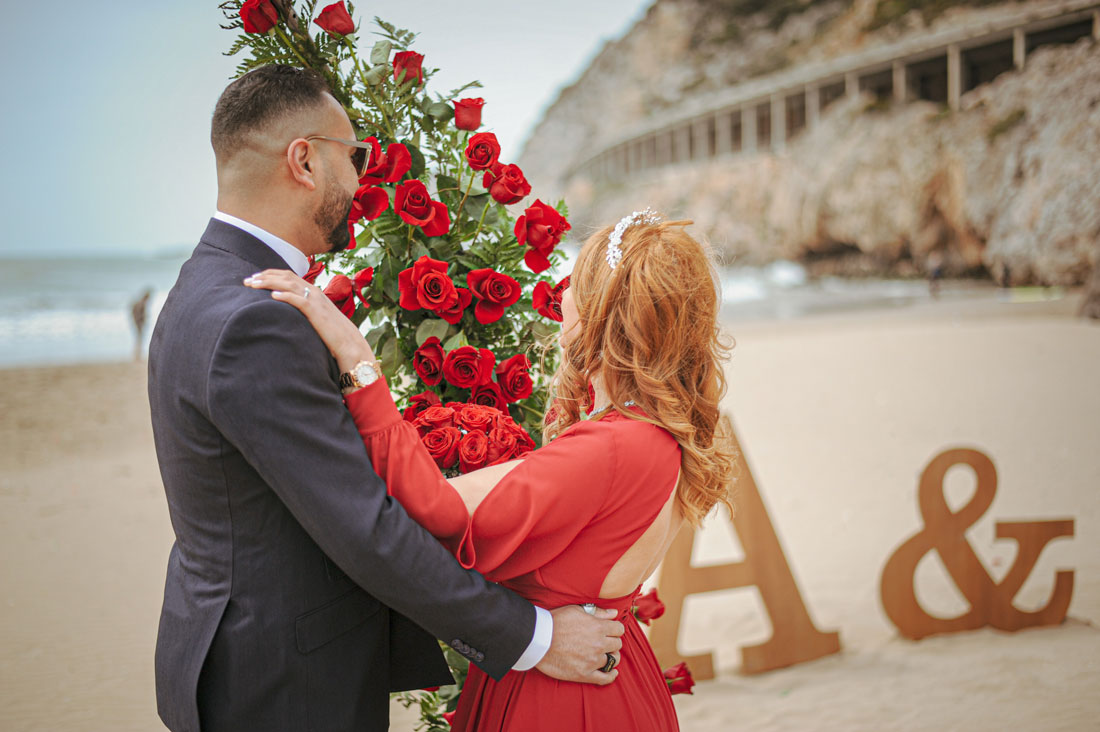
[519,0,1100,288]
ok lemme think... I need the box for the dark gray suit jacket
[148,219,535,732]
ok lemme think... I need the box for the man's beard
[315,180,355,253]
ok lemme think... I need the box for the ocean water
[0,252,189,368]
[0,252,937,369]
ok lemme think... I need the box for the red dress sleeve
[344,380,471,558]
[344,381,615,579]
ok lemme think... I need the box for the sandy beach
[1,285,1097,731]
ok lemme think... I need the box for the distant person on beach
[927,250,944,298]
[147,65,619,732]
[129,289,151,361]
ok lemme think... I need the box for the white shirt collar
[213,211,310,277]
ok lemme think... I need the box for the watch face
[354,361,379,385]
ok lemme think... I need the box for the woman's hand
[244,269,376,373]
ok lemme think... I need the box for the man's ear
[286,138,317,191]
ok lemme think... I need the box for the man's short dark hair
[211,65,333,160]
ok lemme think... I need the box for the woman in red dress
[246,212,736,731]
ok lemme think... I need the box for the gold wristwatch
[339,360,381,394]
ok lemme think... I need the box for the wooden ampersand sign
[649,417,841,678]
[880,447,1075,640]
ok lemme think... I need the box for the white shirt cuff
[511,606,552,671]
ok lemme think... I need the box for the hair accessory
[606,208,661,270]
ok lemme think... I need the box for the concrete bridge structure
[576,1,1099,182]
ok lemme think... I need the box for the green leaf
[369,40,392,66]
[426,101,453,121]
[377,257,401,301]
[379,335,400,377]
[443,331,468,351]
[436,174,460,192]
[363,64,388,86]
[415,318,450,347]
[365,324,389,351]
[410,241,431,260]
[404,142,426,179]
[463,193,490,219]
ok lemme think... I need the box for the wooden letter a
[650,418,841,677]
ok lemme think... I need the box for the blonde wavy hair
[544,216,737,526]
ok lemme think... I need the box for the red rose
[633,588,666,625]
[466,269,521,324]
[532,275,570,322]
[469,382,507,413]
[393,50,425,86]
[507,420,536,457]
[314,1,354,36]
[352,268,373,306]
[402,390,441,421]
[516,199,571,273]
[458,431,489,473]
[453,98,485,131]
[482,162,531,205]
[442,346,495,388]
[436,287,472,325]
[303,258,325,285]
[352,185,389,221]
[422,426,461,469]
[398,256,459,313]
[240,0,278,33]
[442,710,456,727]
[464,132,501,171]
[395,180,450,237]
[663,662,695,695]
[358,138,411,186]
[323,274,355,318]
[413,336,445,386]
[414,405,456,434]
[455,402,499,432]
[495,354,533,402]
[486,426,518,465]
[345,217,358,250]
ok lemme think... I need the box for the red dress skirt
[346,383,681,731]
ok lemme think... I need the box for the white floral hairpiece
[606,207,662,270]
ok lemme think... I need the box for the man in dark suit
[148,65,623,732]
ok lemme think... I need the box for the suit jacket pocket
[295,589,382,654]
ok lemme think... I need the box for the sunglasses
[304,135,374,178]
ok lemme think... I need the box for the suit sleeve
[346,382,614,582]
[205,299,534,680]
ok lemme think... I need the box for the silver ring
[303,288,310,299]
[582,603,596,616]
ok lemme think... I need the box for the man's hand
[536,606,624,685]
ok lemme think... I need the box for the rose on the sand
[663,662,695,695]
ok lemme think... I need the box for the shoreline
[2,290,1097,731]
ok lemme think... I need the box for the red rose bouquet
[221,1,572,725]
[408,401,535,477]
[221,0,572,448]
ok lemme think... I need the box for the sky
[0,0,649,256]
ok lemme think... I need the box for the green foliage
[988,107,1025,142]
[218,0,569,536]
[866,0,1004,31]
